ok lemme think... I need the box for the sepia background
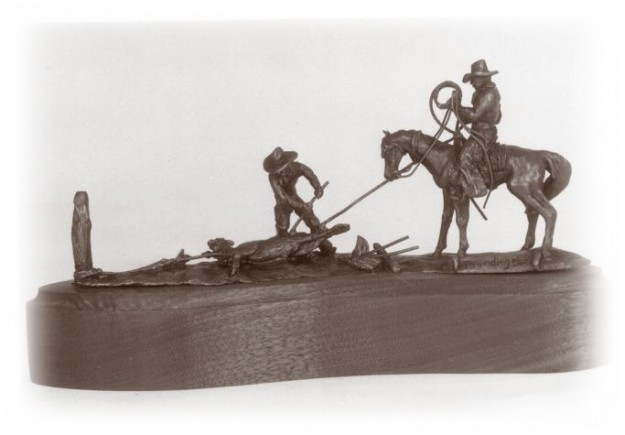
[4,1,625,434]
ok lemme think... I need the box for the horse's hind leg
[521,208,539,250]
[509,184,557,258]
[531,189,558,256]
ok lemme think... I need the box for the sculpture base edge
[27,266,604,391]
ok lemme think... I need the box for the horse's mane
[388,129,449,148]
[388,129,417,139]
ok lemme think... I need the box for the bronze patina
[68,61,580,285]
[381,62,570,264]
[28,61,600,392]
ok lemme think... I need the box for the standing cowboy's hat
[463,59,498,83]
[263,147,298,173]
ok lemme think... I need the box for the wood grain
[27,266,604,390]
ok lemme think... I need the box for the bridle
[382,130,435,179]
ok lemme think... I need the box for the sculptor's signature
[460,256,528,270]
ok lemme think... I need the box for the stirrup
[461,180,487,199]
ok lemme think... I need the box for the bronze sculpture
[71,191,92,273]
[27,61,600,392]
[71,191,101,279]
[205,223,349,277]
[66,60,580,284]
[382,61,571,264]
[264,147,335,256]
[382,129,570,260]
[440,59,502,199]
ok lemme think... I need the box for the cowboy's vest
[468,83,501,131]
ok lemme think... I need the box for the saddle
[453,139,508,189]
[477,142,507,178]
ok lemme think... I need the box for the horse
[381,129,571,259]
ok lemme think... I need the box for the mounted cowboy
[263,147,335,255]
[441,59,502,198]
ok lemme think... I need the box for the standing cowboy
[443,59,502,198]
[263,147,335,255]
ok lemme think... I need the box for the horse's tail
[541,151,572,199]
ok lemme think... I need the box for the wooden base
[27,266,603,391]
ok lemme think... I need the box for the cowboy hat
[263,147,298,173]
[463,59,498,83]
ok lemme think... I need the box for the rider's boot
[459,166,487,198]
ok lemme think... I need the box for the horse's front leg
[453,196,470,257]
[434,188,454,257]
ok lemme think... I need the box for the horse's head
[381,130,411,181]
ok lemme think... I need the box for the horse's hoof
[453,251,467,272]
[433,249,444,258]
[531,251,542,270]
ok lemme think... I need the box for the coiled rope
[431,81,495,208]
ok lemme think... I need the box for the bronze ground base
[74,248,589,287]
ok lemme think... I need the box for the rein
[431,81,495,208]
[323,124,447,226]
[450,96,495,208]
[384,125,488,221]
[397,132,422,177]
[387,105,453,179]
[321,84,488,226]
